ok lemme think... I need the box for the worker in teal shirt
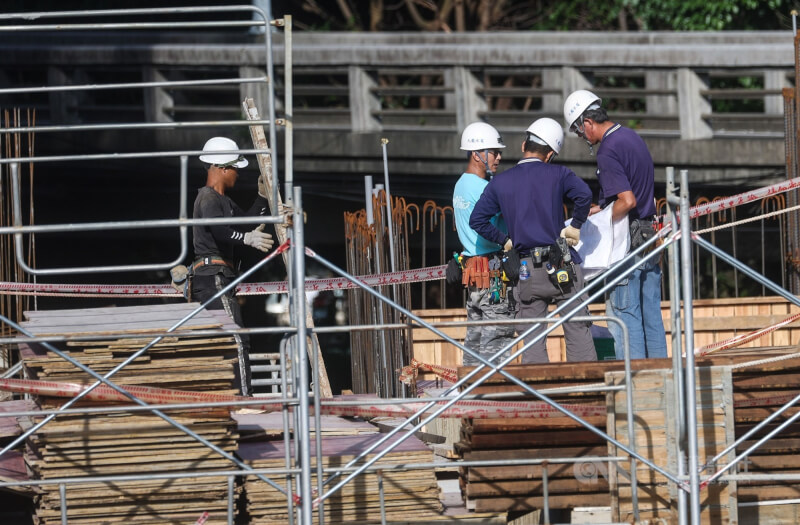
[453,122,516,367]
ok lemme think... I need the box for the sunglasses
[217,155,245,169]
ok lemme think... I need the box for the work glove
[560,225,581,247]
[257,175,269,199]
[169,264,189,297]
[243,225,274,253]
[503,237,513,252]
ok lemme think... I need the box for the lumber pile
[240,433,443,524]
[456,351,800,522]
[18,303,242,525]
[729,351,800,521]
[606,367,737,524]
[455,361,617,513]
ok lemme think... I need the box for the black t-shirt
[192,186,269,275]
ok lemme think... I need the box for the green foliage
[623,0,785,30]
[529,0,786,31]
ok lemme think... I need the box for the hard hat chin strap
[477,150,494,177]
[574,118,594,157]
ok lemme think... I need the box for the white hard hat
[526,118,564,155]
[460,122,505,151]
[563,90,602,129]
[199,137,248,168]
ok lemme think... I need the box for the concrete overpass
[0,30,793,204]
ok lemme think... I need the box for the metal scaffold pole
[679,169,701,522]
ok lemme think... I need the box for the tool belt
[630,216,657,250]
[192,256,233,272]
[533,242,576,291]
[461,255,502,289]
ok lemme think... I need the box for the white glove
[243,224,274,253]
[560,225,580,247]
[503,237,513,252]
[257,176,269,199]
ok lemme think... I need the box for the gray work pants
[462,285,517,366]
[515,257,596,363]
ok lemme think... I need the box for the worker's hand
[257,176,269,199]
[560,225,580,247]
[243,225,274,252]
[503,237,513,252]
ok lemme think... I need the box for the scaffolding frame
[1,6,800,525]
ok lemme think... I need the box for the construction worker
[453,122,517,367]
[190,136,274,395]
[564,89,667,359]
[470,118,596,363]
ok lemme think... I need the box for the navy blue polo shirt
[469,158,591,263]
[596,124,657,219]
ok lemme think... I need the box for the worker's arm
[469,186,506,247]
[612,190,636,223]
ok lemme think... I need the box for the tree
[275,0,789,32]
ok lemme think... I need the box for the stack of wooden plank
[729,352,800,523]
[456,352,800,521]
[18,303,242,525]
[0,399,38,525]
[606,367,737,524]
[240,433,443,523]
[455,361,617,513]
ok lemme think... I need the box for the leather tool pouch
[463,256,492,288]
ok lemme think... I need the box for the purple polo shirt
[596,124,657,219]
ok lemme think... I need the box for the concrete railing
[0,31,794,140]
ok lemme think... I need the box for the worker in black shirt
[190,136,274,395]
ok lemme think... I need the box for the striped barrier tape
[0,377,794,418]
[696,311,800,356]
[0,264,447,298]
[0,378,604,420]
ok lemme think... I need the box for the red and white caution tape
[696,311,800,356]
[0,265,447,299]
[1,376,795,417]
[399,358,458,385]
[0,378,604,420]
[684,177,800,221]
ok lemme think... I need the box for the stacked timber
[18,303,242,525]
[455,361,618,513]
[457,352,800,523]
[606,366,737,523]
[729,351,800,523]
[240,433,443,523]
[0,399,37,525]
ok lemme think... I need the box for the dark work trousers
[515,256,596,363]
[190,272,252,396]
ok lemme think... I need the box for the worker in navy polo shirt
[564,89,667,360]
[470,118,596,363]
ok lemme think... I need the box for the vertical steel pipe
[679,169,701,523]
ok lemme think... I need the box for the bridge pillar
[142,67,174,123]
[348,65,381,132]
[239,66,280,118]
[48,66,82,124]
[561,66,592,98]
[765,70,790,115]
[677,68,713,140]
[646,70,677,116]
[446,66,486,130]
[542,67,566,117]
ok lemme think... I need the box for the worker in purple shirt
[564,89,667,360]
[470,118,596,363]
